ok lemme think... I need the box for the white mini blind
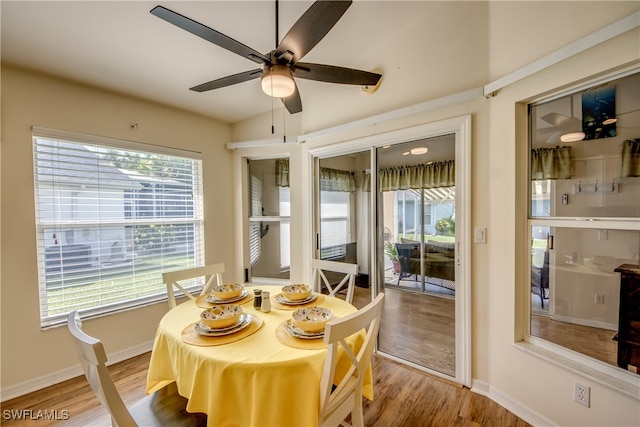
[33,131,204,327]
[248,174,262,265]
[320,190,351,259]
[279,187,291,269]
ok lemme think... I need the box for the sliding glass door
[310,115,471,386]
[385,187,456,294]
[376,136,457,376]
[315,155,371,284]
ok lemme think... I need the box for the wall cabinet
[614,264,640,372]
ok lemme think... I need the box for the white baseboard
[470,378,490,396]
[1,340,153,402]
[551,314,617,331]
[471,379,558,427]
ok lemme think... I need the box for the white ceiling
[1,0,436,125]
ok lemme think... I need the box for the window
[249,174,262,266]
[527,71,640,378]
[423,202,433,230]
[247,159,290,279]
[320,190,352,259]
[33,129,204,327]
[395,189,455,240]
[279,186,291,269]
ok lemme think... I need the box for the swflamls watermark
[2,409,70,421]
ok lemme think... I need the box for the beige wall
[0,66,234,393]
[1,1,639,426]
[484,32,640,427]
[231,2,640,426]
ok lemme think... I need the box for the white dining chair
[66,311,206,427]
[162,263,225,309]
[318,293,385,427]
[312,259,359,304]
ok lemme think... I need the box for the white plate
[274,292,317,306]
[204,289,248,304]
[283,319,324,340]
[195,313,252,336]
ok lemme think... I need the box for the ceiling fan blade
[537,126,561,135]
[545,131,562,144]
[151,6,270,65]
[190,69,262,92]
[541,112,570,127]
[294,62,381,85]
[281,84,302,114]
[275,1,352,64]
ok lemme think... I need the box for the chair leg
[540,288,544,309]
[350,395,364,427]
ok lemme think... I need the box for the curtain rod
[483,11,640,97]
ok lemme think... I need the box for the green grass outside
[532,239,547,248]
[400,233,455,243]
[44,255,195,315]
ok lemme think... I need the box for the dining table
[145,284,373,427]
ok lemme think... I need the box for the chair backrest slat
[311,259,358,304]
[67,311,138,426]
[318,293,384,427]
[162,263,225,309]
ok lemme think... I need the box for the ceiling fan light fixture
[602,117,618,125]
[410,147,429,155]
[560,131,586,142]
[559,116,585,142]
[261,65,295,98]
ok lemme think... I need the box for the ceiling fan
[539,94,586,144]
[541,112,585,143]
[150,1,382,114]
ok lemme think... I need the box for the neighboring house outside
[35,139,195,279]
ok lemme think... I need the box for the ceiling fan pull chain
[271,79,275,135]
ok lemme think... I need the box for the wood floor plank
[2,286,530,426]
[531,314,617,366]
[1,352,530,427]
[374,286,456,376]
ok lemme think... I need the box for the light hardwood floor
[1,285,530,426]
[376,288,455,376]
[531,314,617,366]
[0,351,530,427]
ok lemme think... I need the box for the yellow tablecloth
[146,285,373,427]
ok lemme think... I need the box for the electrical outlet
[594,294,605,304]
[574,382,590,408]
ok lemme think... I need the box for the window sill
[515,339,640,400]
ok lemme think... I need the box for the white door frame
[308,114,471,387]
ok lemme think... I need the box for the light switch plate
[474,227,486,244]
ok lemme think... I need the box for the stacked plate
[195,313,253,337]
[274,292,317,306]
[204,289,248,304]
[283,319,324,340]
